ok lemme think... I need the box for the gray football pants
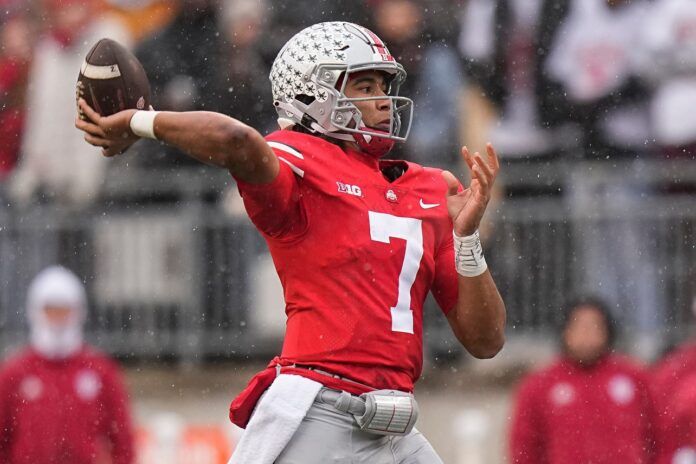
[274,396,444,463]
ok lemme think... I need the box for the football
[76,38,150,120]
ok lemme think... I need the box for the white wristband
[453,230,488,277]
[129,110,159,139]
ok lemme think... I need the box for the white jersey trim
[268,141,304,159]
[278,157,305,178]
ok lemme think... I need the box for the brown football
[76,38,150,120]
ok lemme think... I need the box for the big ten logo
[137,422,235,464]
[337,181,363,197]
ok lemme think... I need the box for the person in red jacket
[0,266,135,464]
[509,297,657,464]
[652,336,696,463]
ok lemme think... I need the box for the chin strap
[353,121,395,158]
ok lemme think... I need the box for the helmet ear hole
[296,94,315,105]
[335,72,346,92]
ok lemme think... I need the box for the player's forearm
[447,272,506,358]
[151,111,278,183]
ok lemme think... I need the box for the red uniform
[509,355,656,464]
[652,342,696,463]
[236,130,459,393]
[0,346,134,464]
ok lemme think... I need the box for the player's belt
[316,387,419,436]
[317,387,367,415]
[277,363,375,394]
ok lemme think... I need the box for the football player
[76,21,506,463]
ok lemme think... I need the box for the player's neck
[341,140,360,152]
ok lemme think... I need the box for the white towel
[228,373,323,464]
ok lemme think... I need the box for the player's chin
[367,124,390,133]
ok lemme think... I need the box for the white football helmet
[270,21,413,157]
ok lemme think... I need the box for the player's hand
[442,143,500,236]
[75,98,139,157]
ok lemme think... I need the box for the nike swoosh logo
[419,199,440,209]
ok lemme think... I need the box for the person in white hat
[0,266,135,464]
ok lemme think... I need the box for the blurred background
[0,0,694,462]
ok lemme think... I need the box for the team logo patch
[337,181,362,197]
[20,375,43,401]
[607,375,635,405]
[419,199,440,209]
[385,189,398,202]
[75,370,102,401]
[550,382,575,406]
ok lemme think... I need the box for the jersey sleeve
[431,229,459,315]
[234,141,308,241]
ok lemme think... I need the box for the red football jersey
[235,130,459,392]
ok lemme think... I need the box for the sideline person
[509,297,656,463]
[0,266,135,464]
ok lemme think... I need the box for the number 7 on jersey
[368,211,424,334]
